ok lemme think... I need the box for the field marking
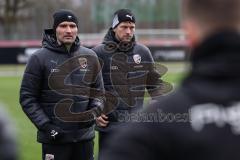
[0,71,23,77]
[0,62,189,77]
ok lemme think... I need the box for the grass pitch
[0,62,188,160]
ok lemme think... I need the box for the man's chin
[121,39,131,42]
[63,40,74,45]
[123,37,133,42]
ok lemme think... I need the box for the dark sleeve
[19,54,50,130]
[145,49,173,98]
[89,70,105,110]
[88,52,105,111]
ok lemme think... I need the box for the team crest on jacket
[133,54,141,64]
[78,57,87,68]
[45,154,54,160]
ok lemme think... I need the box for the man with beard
[100,0,240,160]
[20,9,104,160]
[93,9,171,159]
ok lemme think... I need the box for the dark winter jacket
[93,28,171,132]
[20,29,104,143]
[100,31,240,160]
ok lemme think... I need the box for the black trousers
[42,140,94,160]
[98,132,114,160]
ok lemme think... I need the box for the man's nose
[125,28,131,34]
[66,26,72,32]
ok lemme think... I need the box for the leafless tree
[0,0,33,39]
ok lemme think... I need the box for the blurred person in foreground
[100,0,240,159]
[92,8,172,159]
[19,9,104,160]
[0,104,17,160]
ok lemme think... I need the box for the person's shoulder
[32,47,53,57]
[92,44,105,55]
[28,48,47,61]
[134,43,152,58]
[92,44,105,50]
[79,46,92,52]
[79,46,97,56]
[31,48,44,55]
[134,43,151,53]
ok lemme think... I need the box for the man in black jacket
[20,9,104,160]
[92,9,172,159]
[100,0,240,160]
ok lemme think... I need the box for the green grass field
[0,62,188,160]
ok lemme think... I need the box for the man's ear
[182,20,201,48]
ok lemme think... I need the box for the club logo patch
[133,54,141,64]
[78,57,88,68]
[45,154,54,160]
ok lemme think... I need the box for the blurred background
[0,0,188,63]
[0,0,183,39]
[0,0,189,159]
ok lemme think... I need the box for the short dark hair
[183,0,240,30]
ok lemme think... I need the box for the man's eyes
[121,26,135,30]
[69,25,77,28]
[59,24,77,28]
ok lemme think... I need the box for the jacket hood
[183,30,240,102]
[190,30,240,78]
[42,29,80,54]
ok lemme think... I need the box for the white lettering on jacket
[190,102,240,135]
